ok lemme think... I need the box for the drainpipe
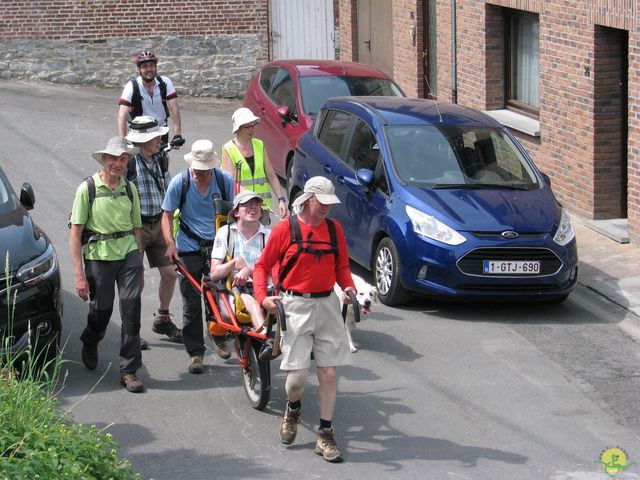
[451,0,458,104]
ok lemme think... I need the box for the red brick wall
[392,1,421,97]
[0,0,267,39]
[339,0,357,61]
[485,4,505,109]
[537,3,596,216]
[628,32,640,239]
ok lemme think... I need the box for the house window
[506,10,539,115]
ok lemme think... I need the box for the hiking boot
[152,313,182,343]
[140,337,149,350]
[120,372,144,393]
[213,335,231,359]
[81,342,98,370]
[315,427,343,463]
[188,355,204,374]
[278,404,301,445]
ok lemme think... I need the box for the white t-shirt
[211,223,271,275]
[119,75,176,126]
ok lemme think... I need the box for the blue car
[289,97,578,305]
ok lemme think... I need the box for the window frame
[505,9,540,118]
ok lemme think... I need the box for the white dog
[334,274,378,352]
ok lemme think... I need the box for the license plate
[483,260,541,275]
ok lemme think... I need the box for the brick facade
[0,1,267,39]
[339,0,640,242]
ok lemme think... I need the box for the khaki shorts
[279,291,350,370]
[139,222,171,268]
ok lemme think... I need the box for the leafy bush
[1,254,141,479]
[0,374,140,479]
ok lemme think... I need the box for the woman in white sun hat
[221,107,288,220]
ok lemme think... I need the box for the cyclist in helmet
[117,50,184,150]
[117,52,185,346]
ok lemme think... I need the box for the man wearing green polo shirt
[69,136,146,393]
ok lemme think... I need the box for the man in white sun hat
[125,116,181,347]
[253,176,357,463]
[161,139,234,374]
[69,136,146,393]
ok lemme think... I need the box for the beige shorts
[139,222,171,268]
[279,291,350,370]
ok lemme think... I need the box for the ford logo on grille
[501,231,519,239]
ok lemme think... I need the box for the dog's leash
[342,290,361,323]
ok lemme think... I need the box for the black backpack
[129,76,170,120]
[174,169,232,244]
[68,176,135,245]
[276,215,338,290]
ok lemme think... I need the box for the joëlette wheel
[241,341,271,410]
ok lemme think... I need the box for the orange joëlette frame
[174,259,269,341]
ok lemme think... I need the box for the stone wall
[0,35,262,98]
[0,0,269,98]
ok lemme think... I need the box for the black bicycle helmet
[134,51,157,66]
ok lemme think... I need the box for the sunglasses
[242,122,258,129]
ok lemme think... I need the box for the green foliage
[1,253,141,479]
[0,376,141,479]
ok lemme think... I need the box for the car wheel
[285,155,294,190]
[374,238,412,306]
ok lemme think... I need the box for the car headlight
[553,208,575,246]
[406,205,466,245]
[16,244,58,287]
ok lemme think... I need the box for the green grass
[1,253,141,479]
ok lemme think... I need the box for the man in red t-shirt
[254,176,356,463]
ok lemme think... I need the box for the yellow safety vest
[222,139,272,208]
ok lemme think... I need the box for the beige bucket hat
[92,136,138,164]
[292,176,341,207]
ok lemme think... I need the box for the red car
[242,59,404,180]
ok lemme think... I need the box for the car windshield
[299,76,403,116]
[385,125,540,189]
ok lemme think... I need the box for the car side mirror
[20,182,35,210]
[356,168,375,189]
[277,105,291,127]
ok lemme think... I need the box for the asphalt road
[1,80,640,480]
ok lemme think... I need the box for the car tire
[374,237,412,306]
[285,155,294,190]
